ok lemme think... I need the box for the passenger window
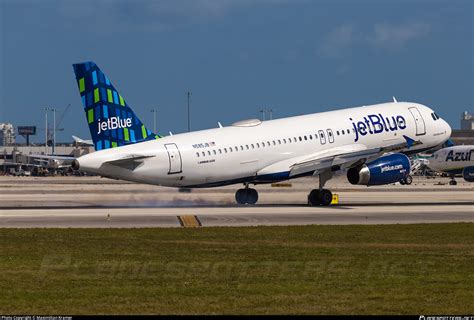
[337,131,340,136]
[224,148,228,153]
[196,152,200,157]
[283,139,286,144]
[246,145,249,150]
[229,147,233,152]
[347,129,350,134]
[273,141,276,145]
[202,151,205,157]
[219,149,222,154]
[207,151,211,156]
[278,140,281,144]
[299,137,302,141]
[267,141,270,146]
[251,144,254,149]
[304,136,307,141]
[213,150,216,155]
[309,135,312,140]
[240,146,244,151]
[235,146,238,151]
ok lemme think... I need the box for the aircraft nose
[444,119,452,138]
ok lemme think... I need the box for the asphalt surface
[1,175,472,228]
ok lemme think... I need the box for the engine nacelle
[462,166,474,182]
[347,153,410,186]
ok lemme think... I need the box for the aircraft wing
[257,135,421,179]
[27,154,77,161]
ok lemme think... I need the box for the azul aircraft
[71,61,452,206]
[426,145,474,185]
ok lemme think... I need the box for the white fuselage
[427,145,474,174]
[77,102,451,187]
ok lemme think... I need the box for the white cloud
[317,24,355,58]
[367,22,432,49]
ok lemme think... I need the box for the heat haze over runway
[0,176,472,228]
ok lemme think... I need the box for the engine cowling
[347,153,410,186]
[462,166,474,182]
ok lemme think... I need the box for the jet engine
[347,153,410,186]
[462,166,474,182]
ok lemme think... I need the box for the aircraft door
[318,130,326,144]
[164,143,182,174]
[408,107,426,136]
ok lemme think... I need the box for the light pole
[150,108,157,134]
[50,108,58,155]
[187,91,191,132]
[42,107,48,154]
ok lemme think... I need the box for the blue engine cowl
[347,153,411,186]
[462,166,474,182]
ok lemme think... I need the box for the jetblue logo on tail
[97,117,132,134]
[351,114,406,142]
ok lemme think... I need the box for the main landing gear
[235,185,258,205]
[307,189,333,206]
[307,170,333,207]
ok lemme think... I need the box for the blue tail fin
[72,61,159,151]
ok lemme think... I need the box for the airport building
[451,111,474,145]
[460,111,474,130]
[0,123,16,146]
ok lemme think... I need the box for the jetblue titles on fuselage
[445,149,473,162]
[351,114,406,142]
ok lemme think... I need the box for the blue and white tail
[72,61,159,151]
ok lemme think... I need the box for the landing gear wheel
[449,180,457,186]
[400,179,406,185]
[308,189,321,206]
[308,189,333,206]
[235,189,248,205]
[235,188,259,205]
[319,189,333,206]
[404,175,413,185]
[247,188,258,205]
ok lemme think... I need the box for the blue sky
[0,0,472,143]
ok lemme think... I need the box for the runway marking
[178,215,202,227]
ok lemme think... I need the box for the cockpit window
[431,112,440,121]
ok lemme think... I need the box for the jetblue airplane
[71,61,451,206]
[427,145,474,185]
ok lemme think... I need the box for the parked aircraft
[426,145,474,185]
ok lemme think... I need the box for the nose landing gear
[399,174,413,185]
[235,185,258,205]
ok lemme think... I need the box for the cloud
[318,21,432,58]
[367,22,432,49]
[57,0,300,33]
[317,24,355,58]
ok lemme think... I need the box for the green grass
[0,223,473,314]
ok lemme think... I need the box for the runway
[1,176,472,228]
